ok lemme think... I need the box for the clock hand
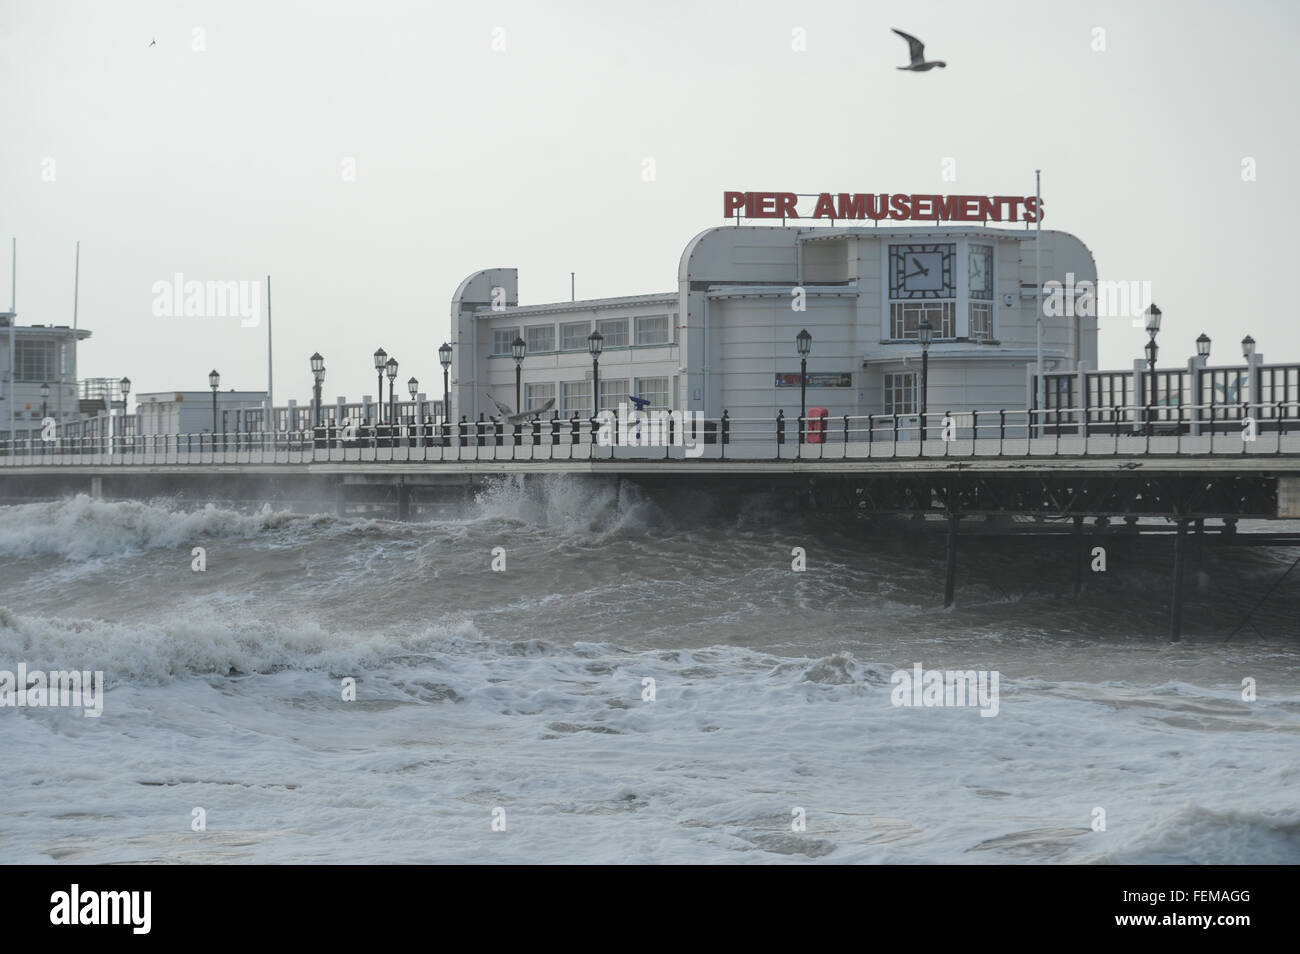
[910,257,930,275]
[903,269,928,279]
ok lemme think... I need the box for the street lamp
[511,335,526,413]
[373,348,387,425]
[386,357,398,428]
[1144,337,1159,435]
[408,376,419,425]
[209,369,220,444]
[796,329,812,435]
[1144,304,1161,436]
[439,341,453,431]
[1196,334,1211,360]
[917,317,933,442]
[40,382,49,420]
[311,352,325,428]
[588,329,604,415]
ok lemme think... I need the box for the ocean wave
[0,495,324,561]
[0,605,481,683]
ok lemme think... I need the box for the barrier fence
[2,401,1298,465]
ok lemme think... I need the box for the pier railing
[1,402,1297,465]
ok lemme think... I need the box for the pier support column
[397,481,411,521]
[1170,518,1189,641]
[335,482,347,517]
[1072,514,1086,595]
[943,515,960,608]
[90,476,103,500]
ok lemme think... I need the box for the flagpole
[266,274,273,431]
[1034,169,1043,436]
[8,238,15,441]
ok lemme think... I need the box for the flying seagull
[485,392,556,424]
[892,28,945,71]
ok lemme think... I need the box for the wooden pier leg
[335,482,347,517]
[1170,518,1189,641]
[1072,514,1085,595]
[943,515,959,608]
[90,475,103,500]
[398,481,411,521]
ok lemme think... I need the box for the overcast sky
[3,0,1297,403]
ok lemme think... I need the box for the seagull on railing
[892,28,946,71]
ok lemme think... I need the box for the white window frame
[492,326,521,355]
[560,321,590,351]
[525,324,555,353]
[561,380,591,418]
[634,315,670,346]
[597,317,629,348]
[634,376,670,409]
[525,381,555,412]
[883,372,918,416]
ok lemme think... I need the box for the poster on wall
[775,372,853,388]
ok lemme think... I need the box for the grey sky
[2,0,1297,403]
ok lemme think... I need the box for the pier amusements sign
[723,191,1043,223]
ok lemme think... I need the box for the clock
[890,244,954,299]
[968,244,993,299]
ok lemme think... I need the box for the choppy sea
[1,479,1297,863]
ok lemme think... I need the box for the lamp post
[40,381,49,420]
[588,330,604,416]
[209,369,220,447]
[1195,334,1211,433]
[119,377,131,450]
[917,317,933,442]
[1144,304,1161,435]
[439,341,453,435]
[407,376,418,424]
[1242,334,1257,420]
[310,352,325,428]
[796,329,812,436]
[373,348,387,425]
[439,343,454,441]
[511,335,526,412]
[386,357,398,430]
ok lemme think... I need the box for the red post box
[807,406,829,443]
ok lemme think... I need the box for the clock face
[890,244,954,299]
[969,244,993,298]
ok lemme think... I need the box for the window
[884,372,918,416]
[599,378,629,411]
[525,382,555,412]
[634,377,670,409]
[15,340,57,383]
[525,324,554,353]
[561,381,591,418]
[969,302,992,341]
[890,301,955,339]
[561,321,589,351]
[597,318,628,348]
[635,315,669,346]
[492,327,520,355]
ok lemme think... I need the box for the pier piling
[943,515,959,607]
[1170,518,1189,641]
[1072,514,1085,595]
